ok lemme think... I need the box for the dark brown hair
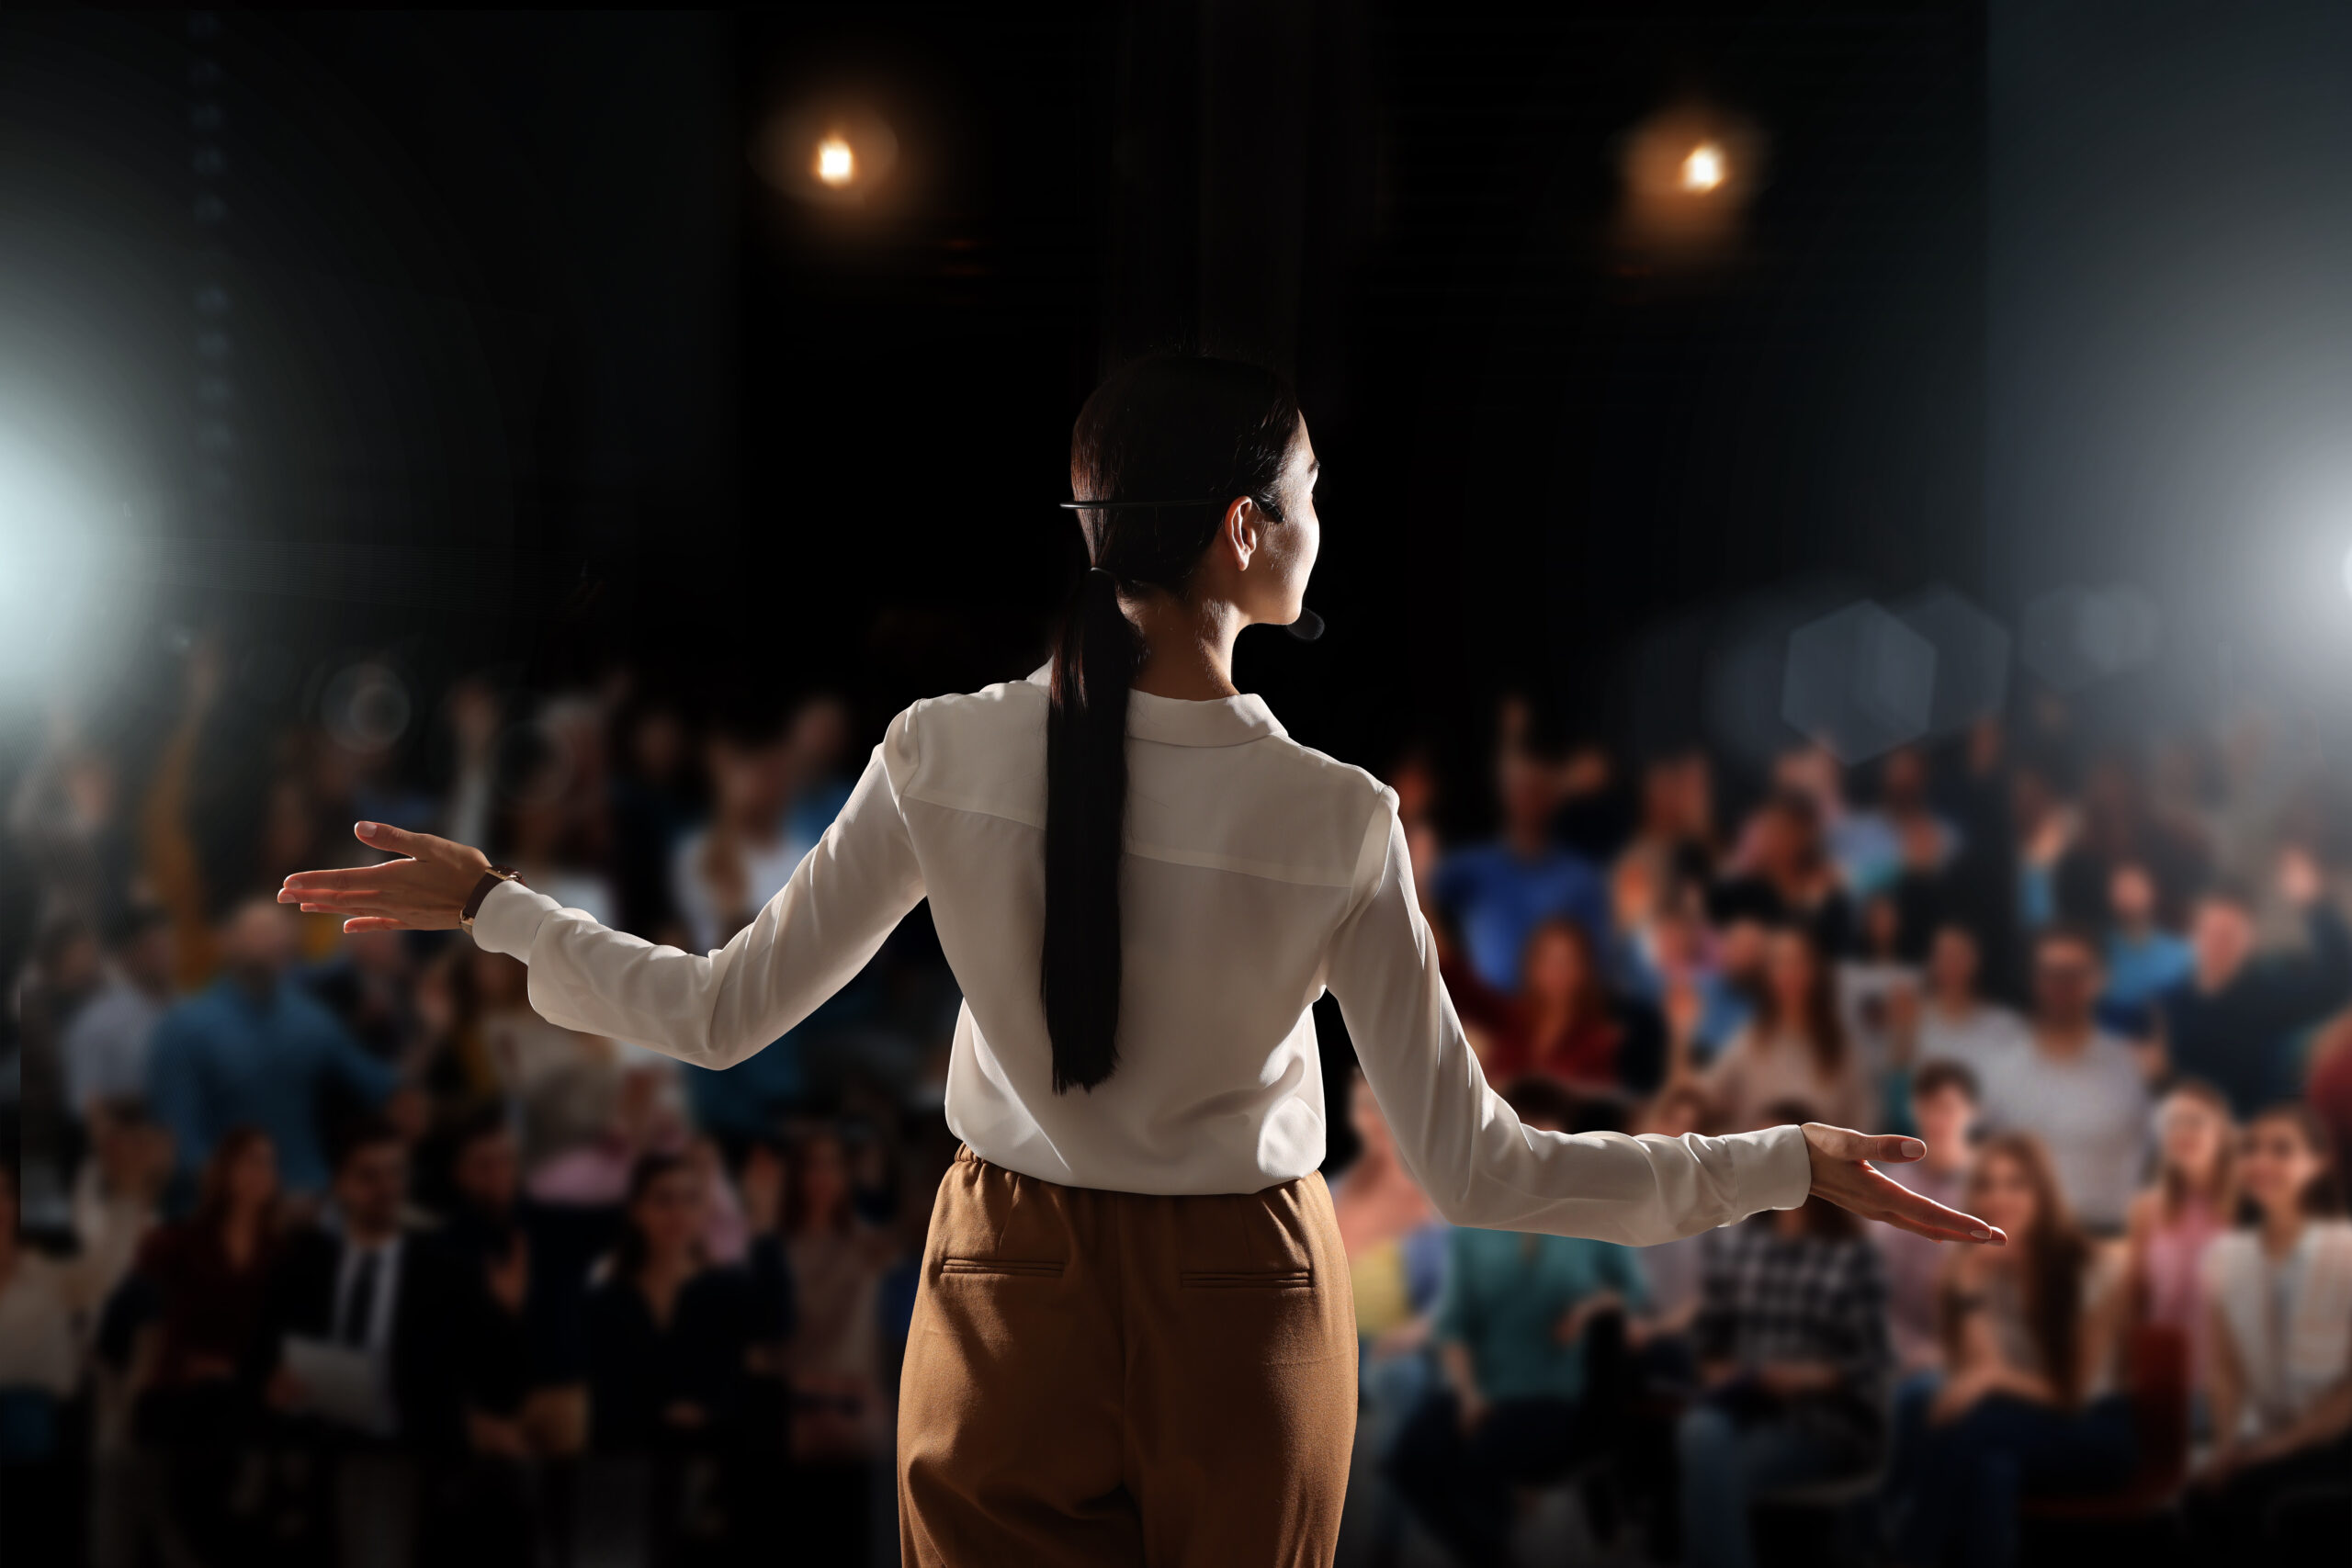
[1045,355,1302,1093]
[194,1125,277,1231]
[1758,923,1849,1078]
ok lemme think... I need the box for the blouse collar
[1023,663,1286,748]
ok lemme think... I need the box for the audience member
[2098,862,2192,1038]
[1909,923,2029,1085]
[128,1126,281,1559]
[1676,1099,1891,1568]
[250,1121,474,1565]
[1710,784,1854,958]
[1702,924,1872,1134]
[1976,926,2152,1234]
[2157,849,2351,1119]
[583,1153,751,1454]
[1432,743,1610,992]
[60,903,175,1124]
[1389,1077,1647,1567]
[1885,1134,2133,1568]
[1876,1061,1979,1374]
[148,897,413,1196]
[1443,917,1665,1099]
[2188,1103,2352,1551]
[2120,1079,2234,1408]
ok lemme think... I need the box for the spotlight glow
[1681,143,1725,192]
[815,137,854,186]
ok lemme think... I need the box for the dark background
[0,3,1996,832]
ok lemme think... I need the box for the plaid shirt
[1691,1218,1893,1452]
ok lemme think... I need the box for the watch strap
[460,865,523,931]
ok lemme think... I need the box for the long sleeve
[1325,795,1812,1246]
[468,710,927,1072]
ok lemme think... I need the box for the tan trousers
[897,1145,1357,1566]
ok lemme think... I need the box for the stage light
[754,100,899,208]
[1681,143,1725,192]
[816,136,854,187]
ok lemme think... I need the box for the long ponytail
[1042,356,1300,1092]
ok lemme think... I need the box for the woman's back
[902,670,1385,1192]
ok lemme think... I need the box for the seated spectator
[1632,900,1754,1077]
[1702,924,1873,1134]
[61,902,175,1125]
[2158,849,2351,1120]
[2098,862,2192,1038]
[1442,917,1665,1099]
[2121,1079,2234,1413]
[130,1127,281,1555]
[1387,1077,1647,1566]
[1839,746,1960,905]
[299,927,419,1066]
[2309,1008,2352,1178]
[1331,1068,1449,1561]
[1431,742,1610,993]
[249,1121,474,1562]
[583,1154,752,1455]
[782,1127,894,1468]
[1885,1133,2133,1568]
[433,1113,574,1457]
[1676,1098,1891,1568]
[1909,922,2028,1085]
[1710,784,1854,959]
[1977,926,2152,1235]
[148,897,413,1198]
[1875,1061,1979,1374]
[2188,1103,2352,1551]
[0,1144,158,1467]
[1839,895,1920,1097]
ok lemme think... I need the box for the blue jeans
[1676,1405,1862,1568]
[1884,1376,2135,1568]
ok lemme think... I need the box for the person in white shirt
[1911,921,2030,1082]
[1977,925,2153,1234]
[279,355,1997,1568]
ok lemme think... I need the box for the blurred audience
[12,647,2352,1565]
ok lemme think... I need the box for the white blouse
[469,668,1812,1245]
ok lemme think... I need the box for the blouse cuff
[468,877,563,960]
[1737,1122,1815,1216]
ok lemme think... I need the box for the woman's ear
[1222,496,1262,572]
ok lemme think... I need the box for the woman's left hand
[1802,1122,2007,1246]
[279,822,492,931]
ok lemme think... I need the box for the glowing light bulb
[816,137,854,186]
[1680,143,1724,192]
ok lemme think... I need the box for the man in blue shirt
[2098,862,2193,1037]
[148,897,408,1196]
[1433,750,1610,992]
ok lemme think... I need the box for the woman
[280,354,1996,1566]
[2120,1079,2233,1406]
[1329,1066,1448,1564]
[1703,923,1875,1134]
[1677,1101,1893,1568]
[583,1154,749,1453]
[124,1128,280,1562]
[2188,1103,2352,1549]
[779,1125,892,1465]
[1886,1134,2132,1568]
[1442,916,1667,1099]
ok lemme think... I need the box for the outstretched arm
[280,711,927,1072]
[1325,795,2003,1248]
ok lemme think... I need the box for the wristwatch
[459,865,525,932]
